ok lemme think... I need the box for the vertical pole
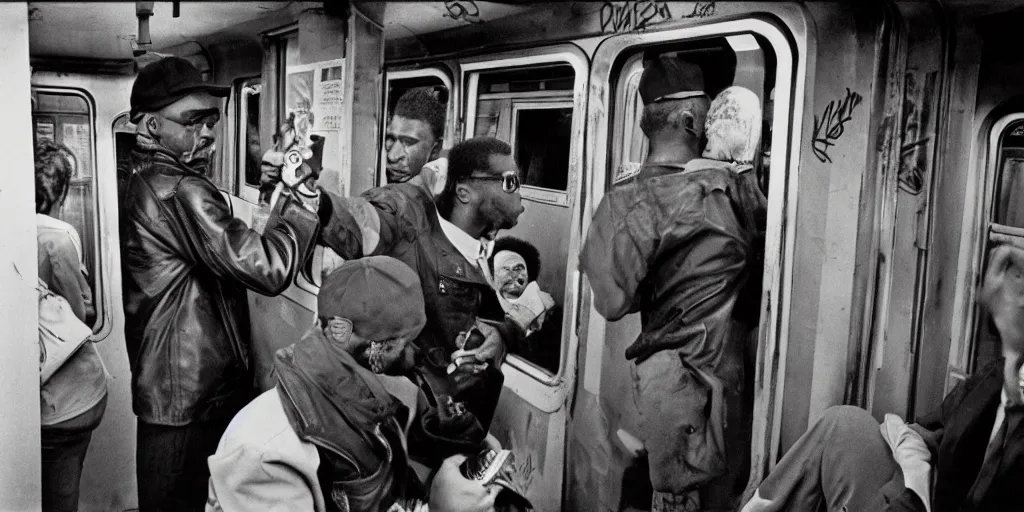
[0,3,42,511]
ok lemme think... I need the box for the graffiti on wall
[443,0,484,24]
[811,88,863,164]
[897,70,939,195]
[597,1,714,34]
[600,0,672,33]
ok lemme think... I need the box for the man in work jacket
[119,56,321,511]
[579,57,768,512]
[207,256,498,512]
[261,136,527,434]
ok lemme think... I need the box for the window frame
[236,76,263,204]
[460,46,589,409]
[33,86,109,338]
[509,99,574,206]
[952,112,1024,381]
[378,67,455,187]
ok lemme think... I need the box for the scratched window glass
[606,34,776,508]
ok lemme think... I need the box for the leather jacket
[119,144,320,425]
[316,183,522,431]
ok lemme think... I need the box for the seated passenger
[206,257,497,512]
[742,244,1024,512]
[484,236,562,373]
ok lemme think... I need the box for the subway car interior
[4,0,1024,510]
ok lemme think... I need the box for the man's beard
[182,136,215,172]
[478,195,519,233]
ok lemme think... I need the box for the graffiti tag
[897,70,938,195]
[811,88,863,164]
[681,1,716,19]
[443,0,483,24]
[599,1,673,33]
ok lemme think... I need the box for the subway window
[32,89,104,331]
[381,73,451,187]
[611,35,773,192]
[468,63,580,376]
[974,120,1024,370]
[238,77,263,190]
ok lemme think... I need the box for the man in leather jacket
[207,257,498,512]
[262,136,527,435]
[119,57,321,511]
[579,58,767,511]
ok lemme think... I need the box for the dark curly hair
[35,140,76,214]
[436,137,512,218]
[393,87,446,142]
[488,236,541,283]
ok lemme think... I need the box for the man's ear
[429,139,443,161]
[669,107,697,134]
[143,114,161,135]
[455,181,474,205]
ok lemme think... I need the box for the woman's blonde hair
[702,86,762,164]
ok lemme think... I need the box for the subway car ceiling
[25,1,540,71]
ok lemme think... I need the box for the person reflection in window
[486,237,561,373]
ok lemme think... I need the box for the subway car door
[569,17,800,510]
[30,73,139,510]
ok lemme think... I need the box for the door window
[33,89,104,331]
[466,62,579,377]
[973,119,1024,369]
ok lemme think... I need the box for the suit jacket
[880,358,1024,512]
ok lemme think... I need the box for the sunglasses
[161,108,221,129]
[465,172,521,194]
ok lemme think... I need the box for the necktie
[967,405,1023,508]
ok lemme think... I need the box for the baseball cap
[130,56,230,122]
[638,55,706,105]
[317,256,426,341]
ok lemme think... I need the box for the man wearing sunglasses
[120,57,321,511]
[262,136,526,439]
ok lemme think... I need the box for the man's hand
[881,414,932,512]
[263,149,320,213]
[429,454,499,512]
[451,320,505,367]
[981,244,1024,354]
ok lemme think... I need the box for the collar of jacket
[131,133,209,175]
[274,328,402,473]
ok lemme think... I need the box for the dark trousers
[136,418,231,512]
[40,395,107,512]
[755,405,900,511]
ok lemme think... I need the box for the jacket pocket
[630,348,727,494]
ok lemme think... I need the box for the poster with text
[286,58,346,195]
[61,122,92,178]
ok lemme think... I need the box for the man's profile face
[151,91,221,170]
[475,153,525,238]
[494,250,529,299]
[384,115,439,183]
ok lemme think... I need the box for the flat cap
[318,256,426,341]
